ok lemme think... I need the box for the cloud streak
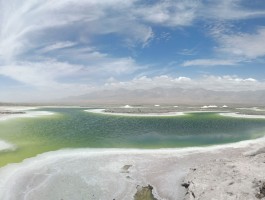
[181,59,237,67]
[0,0,265,101]
[1,0,263,61]
[218,27,265,59]
[202,0,265,20]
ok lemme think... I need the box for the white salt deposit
[0,136,265,200]
[0,106,55,121]
[0,140,16,152]
[123,105,132,108]
[85,109,185,117]
[219,112,265,119]
[201,105,218,109]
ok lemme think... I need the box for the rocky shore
[183,144,265,200]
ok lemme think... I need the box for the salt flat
[0,137,264,200]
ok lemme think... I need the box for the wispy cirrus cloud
[218,27,265,59]
[0,0,208,58]
[2,0,263,61]
[0,0,212,60]
[0,57,140,87]
[135,0,201,27]
[0,0,265,101]
[39,42,77,53]
[0,61,85,87]
[202,0,265,20]
[183,26,265,67]
[181,59,237,67]
[179,0,265,67]
[177,48,198,56]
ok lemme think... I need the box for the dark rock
[181,182,190,189]
[0,111,25,114]
[120,165,132,173]
[134,185,158,200]
[255,182,265,199]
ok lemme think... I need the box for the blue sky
[1,0,265,102]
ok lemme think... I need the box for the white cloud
[39,41,77,53]
[104,75,265,92]
[105,75,192,90]
[135,0,200,27]
[0,61,84,87]
[0,0,152,60]
[0,56,140,88]
[177,48,197,56]
[0,57,140,102]
[1,0,265,102]
[195,75,261,91]
[181,59,237,67]
[202,0,265,20]
[2,0,262,61]
[218,27,265,59]
[2,74,264,102]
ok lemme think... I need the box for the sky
[1,0,265,102]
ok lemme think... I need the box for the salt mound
[0,140,16,152]
[123,105,132,108]
[201,105,218,109]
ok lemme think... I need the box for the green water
[1,107,265,166]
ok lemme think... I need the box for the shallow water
[0,107,265,166]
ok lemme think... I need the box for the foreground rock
[256,182,265,199]
[134,185,158,200]
[183,147,265,200]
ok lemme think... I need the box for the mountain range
[61,88,265,106]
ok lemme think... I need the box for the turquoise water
[0,107,265,166]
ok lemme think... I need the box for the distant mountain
[61,87,265,106]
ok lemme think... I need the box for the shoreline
[85,109,186,117]
[85,108,265,119]
[0,107,265,199]
[0,107,55,154]
[0,106,55,122]
[0,135,264,200]
[219,112,265,119]
[84,108,228,117]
